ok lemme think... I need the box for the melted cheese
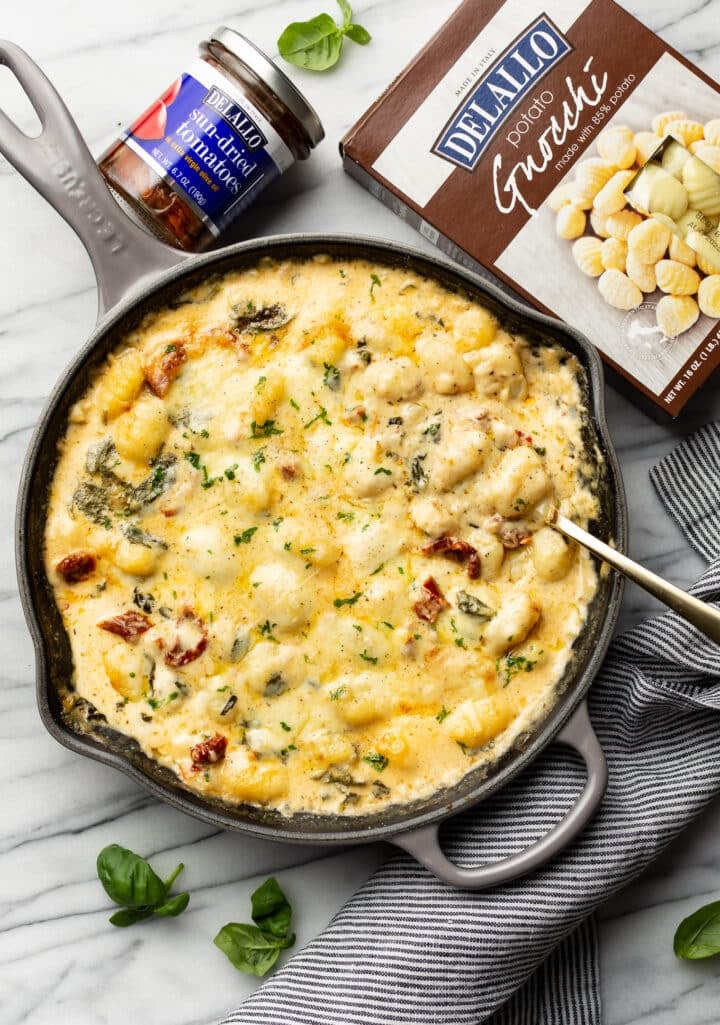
[45,256,600,816]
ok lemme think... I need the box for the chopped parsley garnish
[280,721,292,732]
[359,650,378,664]
[234,527,258,545]
[422,422,441,441]
[165,343,177,353]
[353,623,363,632]
[342,452,351,465]
[363,751,388,771]
[272,517,284,530]
[185,451,201,469]
[512,497,527,511]
[334,591,363,608]
[304,406,332,429]
[381,621,394,631]
[280,744,297,756]
[337,510,354,521]
[252,448,266,472]
[455,637,466,648]
[255,376,267,391]
[497,652,539,686]
[289,398,300,410]
[300,547,315,555]
[374,466,391,476]
[436,705,451,723]
[369,273,382,300]
[224,463,239,480]
[258,620,279,642]
[284,541,292,551]
[329,685,346,700]
[370,563,385,575]
[323,362,341,391]
[147,691,179,710]
[534,446,547,456]
[457,741,470,755]
[250,419,283,438]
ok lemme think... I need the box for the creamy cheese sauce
[45,256,600,816]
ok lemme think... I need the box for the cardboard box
[341,0,720,415]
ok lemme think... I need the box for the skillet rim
[16,232,627,844]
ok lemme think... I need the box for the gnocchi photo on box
[341,0,720,415]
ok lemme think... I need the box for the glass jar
[98,28,324,251]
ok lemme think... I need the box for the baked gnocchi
[45,258,600,817]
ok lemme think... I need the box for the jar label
[121,58,294,237]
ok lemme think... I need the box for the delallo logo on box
[433,15,572,171]
[202,87,268,151]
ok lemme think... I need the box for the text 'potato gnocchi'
[45,257,599,816]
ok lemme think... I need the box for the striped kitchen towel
[221,423,720,1025]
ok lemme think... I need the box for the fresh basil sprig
[278,0,371,72]
[96,844,190,927]
[674,900,720,959]
[214,877,295,976]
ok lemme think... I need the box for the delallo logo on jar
[98,28,324,251]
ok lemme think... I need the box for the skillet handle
[0,40,186,319]
[391,701,607,890]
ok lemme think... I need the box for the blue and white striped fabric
[221,424,720,1025]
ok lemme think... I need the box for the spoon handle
[551,510,720,645]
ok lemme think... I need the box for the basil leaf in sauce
[230,302,292,333]
[674,901,720,959]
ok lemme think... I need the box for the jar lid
[209,27,324,148]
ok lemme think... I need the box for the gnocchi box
[341,0,720,416]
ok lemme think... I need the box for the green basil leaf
[214,923,285,977]
[97,845,167,909]
[154,892,190,918]
[278,14,344,71]
[336,0,353,25]
[109,907,155,928]
[674,901,720,959]
[345,23,371,44]
[251,877,292,939]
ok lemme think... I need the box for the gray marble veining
[1,2,719,1023]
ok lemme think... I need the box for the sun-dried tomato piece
[421,535,481,579]
[56,550,96,584]
[280,464,297,480]
[164,609,208,667]
[414,576,450,624]
[191,733,227,767]
[98,610,152,639]
[144,343,187,397]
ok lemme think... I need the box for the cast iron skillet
[2,41,627,889]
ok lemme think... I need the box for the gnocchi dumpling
[704,120,720,147]
[625,249,657,293]
[593,170,635,215]
[600,237,627,272]
[575,158,617,199]
[597,125,636,169]
[652,110,687,135]
[443,696,513,749]
[656,294,699,338]
[572,236,604,276]
[605,210,643,241]
[598,269,642,310]
[94,349,145,421]
[483,593,541,655]
[698,275,720,317]
[627,218,670,264]
[655,259,700,296]
[113,396,169,463]
[531,527,575,582]
[634,131,661,165]
[489,446,551,517]
[668,234,697,267]
[556,205,586,239]
[663,119,705,147]
[682,155,720,217]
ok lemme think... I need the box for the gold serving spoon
[547,506,720,645]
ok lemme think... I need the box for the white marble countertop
[1,1,719,1022]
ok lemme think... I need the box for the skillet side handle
[0,40,186,319]
[391,701,607,890]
